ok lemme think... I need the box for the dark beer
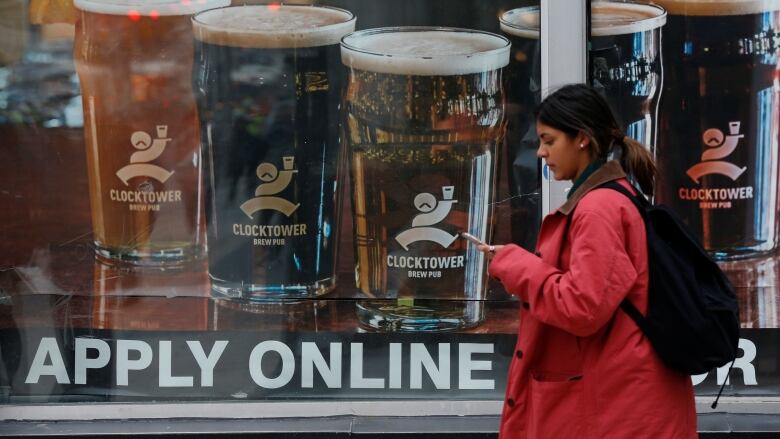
[499,2,665,245]
[653,0,780,258]
[341,28,509,330]
[589,2,666,146]
[193,5,355,299]
[74,0,226,266]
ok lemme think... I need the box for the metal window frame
[540,0,589,215]
[5,1,777,435]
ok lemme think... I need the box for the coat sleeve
[489,208,639,337]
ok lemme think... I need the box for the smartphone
[460,232,487,247]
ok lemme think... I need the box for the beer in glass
[74,0,226,266]
[341,27,509,331]
[193,5,355,299]
[499,2,665,250]
[501,2,666,146]
[653,0,780,259]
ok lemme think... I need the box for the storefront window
[2,0,777,431]
[0,0,540,405]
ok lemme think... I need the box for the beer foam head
[340,28,510,76]
[499,7,540,39]
[591,2,667,34]
[500,2,666,38]
[192,5,356,48]
[74,0,229,16]
[651,0,780,16]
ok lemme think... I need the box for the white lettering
[389,343,402,389]
[410,343,450,389]
[691,338,758,386]
[25,337,70,384]
[248,341,295,389]
[459,343,495,390]
[719,338,758,385]
[109,189,182,204]
[187,341,228,387]
[75,338,110,385]
[233,223,308,239]
[678,186,754,202]
[350,343,385,388]
[24,338,501,391]
[159,340,193,387]
[301,342,342,389]
[116,340,153,386]
[387,255,465,271]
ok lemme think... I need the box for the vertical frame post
[539,0,589,215]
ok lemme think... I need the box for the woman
[480,84,697,438]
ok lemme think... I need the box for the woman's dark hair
[534,83,657,194]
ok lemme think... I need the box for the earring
[579,143,585,149]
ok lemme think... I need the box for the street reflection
[92,261,209,331]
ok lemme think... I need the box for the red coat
[490,161,697,439]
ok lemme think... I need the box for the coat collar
[557,160,626,215]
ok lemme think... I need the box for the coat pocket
[528,372,586,439]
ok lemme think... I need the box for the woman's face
[536,121,592,182]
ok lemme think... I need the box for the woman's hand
[476,243,505,257]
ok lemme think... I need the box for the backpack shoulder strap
[597,181,652,327]
[619,299,650,331]
[598,181,649,218]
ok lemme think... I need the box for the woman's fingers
[476,244,505,255]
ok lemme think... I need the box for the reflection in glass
[498,5,543,250]
[210,298,325,332]
[719,252,779,327]
[92,261,209,331]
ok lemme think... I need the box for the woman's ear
[576,131,591,151]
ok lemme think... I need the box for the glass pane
[594,0,780,397]
[0,0,541,406]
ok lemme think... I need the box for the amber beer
[193,5,355,300]
[341,28,509,331]
[653,0,780,259]
[74,0,226,266]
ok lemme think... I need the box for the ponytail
[615,135,656,196]
[536,84,658,195]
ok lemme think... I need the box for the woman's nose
[536,145,546,158]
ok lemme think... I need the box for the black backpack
[594,182,740,378]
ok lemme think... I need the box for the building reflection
[720,251,779,328]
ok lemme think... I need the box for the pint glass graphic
[499,2,665,249]
[74,0,226,266]
[500,1,666,146]
[341,28,509,331]
[193,5,355,299]
[653,0,780,259]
